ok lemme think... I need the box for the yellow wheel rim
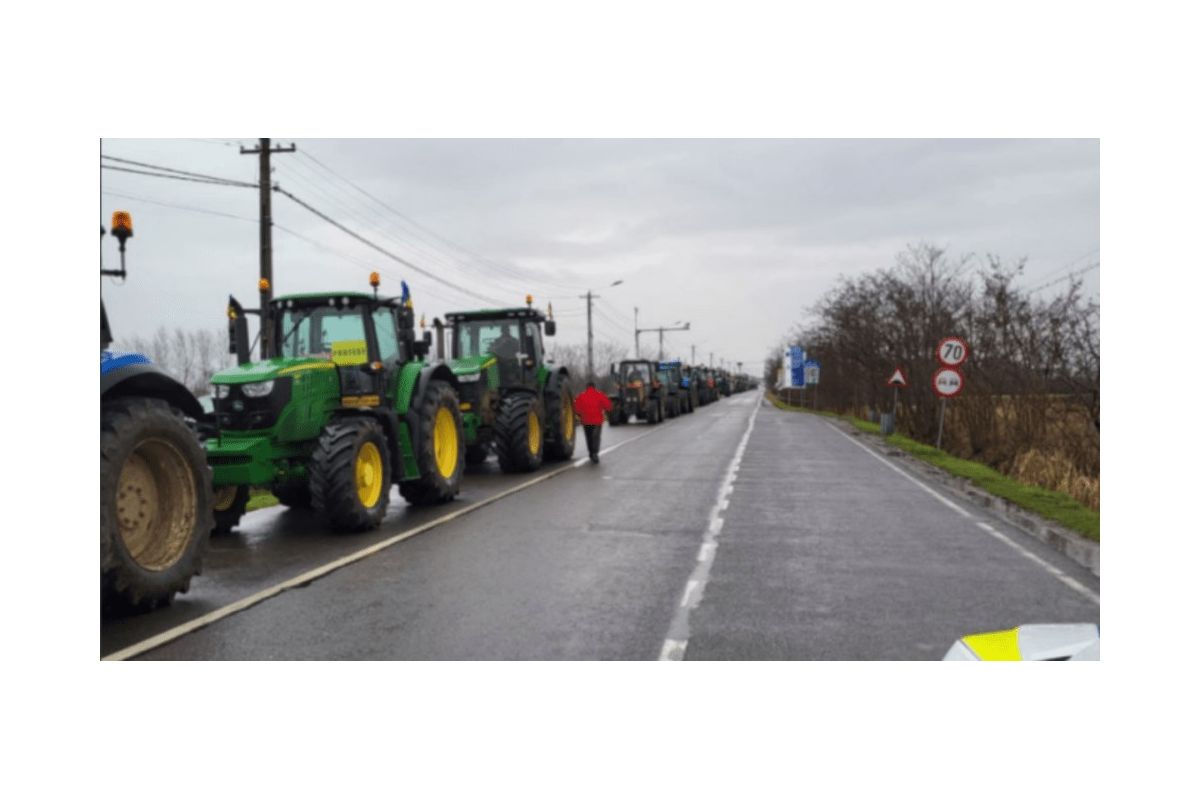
[433,406,458,479]
[355,441,384,508]
[562,391,574,441]
[528,409,541,455]
[115,438,197,572]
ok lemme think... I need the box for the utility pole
[241,137,295,357]
[580,280,622,381]
[709,352,714,368]
[582,290,596,380]
[634,307,639,357]
[691,344,696,364]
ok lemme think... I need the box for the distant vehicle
[608,359,667,425]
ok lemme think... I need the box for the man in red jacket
[573,381,613,464]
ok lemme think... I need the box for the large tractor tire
[100,396,212,614]
[543,376,577,462]
[646,399,661,425]
[399,379,465,506]
[274,482,312,509]
[310,417,392,532]
[609,405,625,426]
[494,392,544,473]
[212,485,250,535]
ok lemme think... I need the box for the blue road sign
[790,346,805,387]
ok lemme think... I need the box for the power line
[100,155,256,187]
[273,185,509,307]
[1028,262,1099,294]
[99,189,258,223]
[101,164,257,188]
[297,150,590,294]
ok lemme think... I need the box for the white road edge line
[658,391,764,661]
[104,424,668,662]
[823,421,1099,606]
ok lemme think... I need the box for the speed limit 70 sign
[937,337,969,367]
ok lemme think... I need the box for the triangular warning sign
[887,368,908,387]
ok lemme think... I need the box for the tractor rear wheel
[101,397,212,614]
[543,377,577,462]
[212,485,250,535]
[494,393,544,473]
[399,379,465,505]
[646,400,660,425]
[310,417,392,532]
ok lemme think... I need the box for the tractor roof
[274,291,375,303]
[445,307,547,323]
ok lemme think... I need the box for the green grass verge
[767,394,1100,541]
[246,489,279,512]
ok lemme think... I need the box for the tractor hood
[448,354,496,376]
[211,356,334,385]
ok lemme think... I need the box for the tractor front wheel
[494,393,544,473]
[310,417,392,532]
[101,397,212,615]
[399,379,464,505]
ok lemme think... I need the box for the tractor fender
[404,362,460,433]
[101,355,205,420]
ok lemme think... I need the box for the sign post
[885,367,908,430]
[933,338,968,449]
[803,359,820,409]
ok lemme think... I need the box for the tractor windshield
[278,305,369,359]
[456,320,522,361]
[622,363,651,385]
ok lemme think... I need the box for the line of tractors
[100,211,757,614]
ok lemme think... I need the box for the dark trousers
[584,424,602,457]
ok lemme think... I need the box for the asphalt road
[102,391,1100,660]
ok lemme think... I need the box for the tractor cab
[445,303,551,392]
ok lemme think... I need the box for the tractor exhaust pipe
[434,317,445,361]
[227,295,252,366]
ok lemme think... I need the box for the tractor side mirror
[413,330,433,359]
[544,319,557,337]
[227,295,251,365]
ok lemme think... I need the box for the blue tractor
[100,211,212,614]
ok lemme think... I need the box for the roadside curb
[828,418,1100,577]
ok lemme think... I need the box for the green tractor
[438,297,576,472]
[207,275,465,534]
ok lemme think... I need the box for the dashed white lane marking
[106,425,670,662]
[823,421,1099,606]
[659,391,764,660]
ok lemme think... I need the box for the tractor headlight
[456,372,481,382]
[240,380,275,398]
[213,384,230,399]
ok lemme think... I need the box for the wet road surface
[102,392,1099,659]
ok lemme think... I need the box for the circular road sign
[932,367,964,398]
[937,337,969,368]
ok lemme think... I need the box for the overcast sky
[100,139,1099,374]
